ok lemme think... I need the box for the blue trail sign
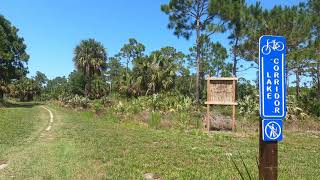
[262,119,283,141]
[259,35,286,119]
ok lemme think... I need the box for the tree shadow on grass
[0,100,44,108]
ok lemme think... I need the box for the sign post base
[259,118,278,180]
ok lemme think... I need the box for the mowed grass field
[0,103,319,179]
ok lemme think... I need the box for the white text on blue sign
[259,36,286,119]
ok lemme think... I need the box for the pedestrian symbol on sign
[262,119,283,141]
[265,122,281,139]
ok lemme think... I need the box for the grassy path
[40,106,54,131]
[0,104,320,179]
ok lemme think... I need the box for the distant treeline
[0,0,319,117]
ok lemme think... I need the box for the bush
[237,78,257,100]
[146,93,193,112]
[148,112,161,129]
[287,95,309,121]
[238,95,259,117]
[90,76,110,99]
[237,78,259,119]
[111,93,194,114]
[58,94,90,108]
[90,100,104,115]
[299,88,320,117]
[176,112,189,129]
[68,70,86,96]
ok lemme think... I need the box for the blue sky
[0,0,307,82]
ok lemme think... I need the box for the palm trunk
[195,19,201,105]
[85,66,92,97]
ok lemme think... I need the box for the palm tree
[73,39,107,97]
[133,47,183,95]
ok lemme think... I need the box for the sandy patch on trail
[0,160,8,170]
[41,106,54,131]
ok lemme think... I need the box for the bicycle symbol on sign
[261,39,285,55]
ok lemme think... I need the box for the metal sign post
[259,35,286,180]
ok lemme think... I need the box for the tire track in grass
[0,162,8,170]
[41,106,54,131]
[0,106,54,172]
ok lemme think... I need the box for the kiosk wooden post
[205,77,238,131]
[206,77,211,131]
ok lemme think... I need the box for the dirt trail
[41,106,54,131]
[0,106,55,172]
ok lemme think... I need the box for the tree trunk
[85,66,92,97]
[233,56,237,77]
[27,94,33,101]
[195,19,201,105]
[286,66,289,96]
[126,58,129,81]
[20,95,25,102]
[256,70,259,89]
[317,62,320,99]
[232,38,239,77]
[0,91,3,100]
[295,67,301,99]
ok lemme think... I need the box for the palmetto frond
[73,39,107,75]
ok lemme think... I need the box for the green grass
[0,103,319,179]
[0,103,47,158]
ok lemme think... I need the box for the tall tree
[188,36,230,77]
[105,56,125,92]
[0,15,29,99]
[309,0,320,99]
[210,0,248,77]
[239,3,312,94]
[73,39,107,97]
[118,38,145,81]
[45,76,69,100]
[8,77,40,101]
[132,47,185,95]
[161,0,224,104]
[68,70,86,96]
[33,71,48,87]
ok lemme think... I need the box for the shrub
[68,70,85,96]
[8,77,41,101]
[100,96,112,106]
[286,95,309,121]
[146,93,193,112]
[69,95,90,108]
[90,76,110,99]
[148,112,161,129]
[238,95,259,117]
[44,76,70,100]
[237,78,257,100]
[90,100,104,115]
[58,94,90,108]
[176,112,189,129]
[299,89,320,117]
[114,101,128,114]
[110,93,194,114]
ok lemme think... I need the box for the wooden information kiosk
[205,77,237,131]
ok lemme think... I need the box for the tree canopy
[0,15,29,98]
[73,39,107,97]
